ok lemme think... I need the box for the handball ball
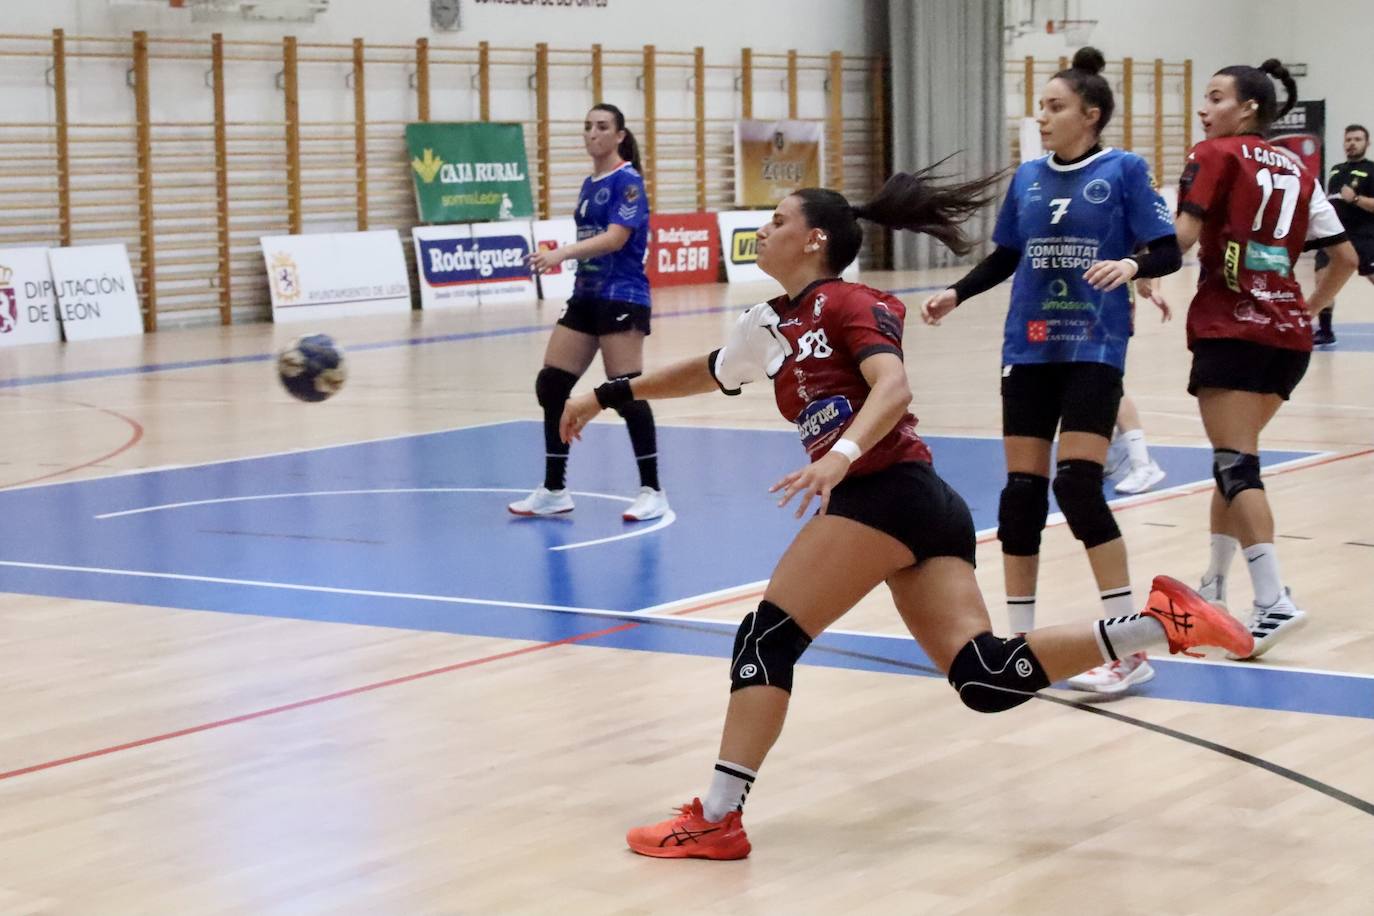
[277,333,347,402]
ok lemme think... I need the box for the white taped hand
[711,302,791,391]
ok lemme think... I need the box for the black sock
[542,404,569,490]
[1319,306,1334,333]
[617,399,659,490]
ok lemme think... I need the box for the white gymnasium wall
[6,1,882,54]
[1289,2,1373,164]
[1007,1,1354,168]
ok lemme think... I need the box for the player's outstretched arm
[560,356,718,443]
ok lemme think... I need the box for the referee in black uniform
[1314,124,1374,346]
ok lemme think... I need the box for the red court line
[0,621,639,783]
[5,446,1368,782]
[0,395,145,489]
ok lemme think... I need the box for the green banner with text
[406,122,534,223]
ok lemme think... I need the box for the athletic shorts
[1000,361,1123,440]
[825,461,977,566]
[557,297,651,336]
[1188,338,1310,400]
[1314,236,1374,276]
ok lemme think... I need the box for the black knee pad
[997,473,1050,556]
[729,600,813,693]
[535,366,578,409]
[947,632,1051,713]
[1213,449,1263,503]
[1052,459,1120,548]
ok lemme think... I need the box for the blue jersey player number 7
[995,149,1174,370]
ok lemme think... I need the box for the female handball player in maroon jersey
[560,170,1253,859]
[1173,60,1358,658]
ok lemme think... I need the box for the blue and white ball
[277,333,347,402]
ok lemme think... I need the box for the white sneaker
[1064,652,1155,694]
[1227,588,1308,660]
[1198,574,1228,610]
[623,486,670,521]
[1114,460,1166,495]
[1105,433,1131,482]
[507,487,574,516]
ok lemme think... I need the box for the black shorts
[557,297,651,336]
[1000,362,1123,440]
[1314,237,1374,276]
[1188,338,1310,400]
[825,461,977,566]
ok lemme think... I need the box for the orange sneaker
[626,798,751,860]
[1143,575,1254,659]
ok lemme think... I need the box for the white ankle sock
[1100,587,1135,617]
[1093,614,1167,661]
[1205,534,1240,581]
[1243,543,1284,607]
[1123,429,1149,467]
[703,759,757,822]
[1007,596,1036,635]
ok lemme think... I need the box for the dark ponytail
[1052,46,1115,135]
[590,102,642,173]
[1216,58,1297,132]
[794,159,1003,272]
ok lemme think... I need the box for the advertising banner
[0,247,61,347]
[260,230,411,323]
[531,217,578,301]
[717,210,857,285]
[646,212,719,287]
[413,221,536,309]
[46,244,143,340]
[734,119,824,207]
[407,122,534,224]
[1268,100,1326,179]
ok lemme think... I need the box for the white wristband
[829,437,862,463]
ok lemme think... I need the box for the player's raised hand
[921,288,959,325]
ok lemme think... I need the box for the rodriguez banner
[646,213,719,287]
[407,122,535,224]
[413,221,535,309]
[734,119,824,207]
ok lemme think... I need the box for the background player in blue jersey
[922,48,1182,694]
[511,103,668,522]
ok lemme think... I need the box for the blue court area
[1316,322,1374,353]
[1,420,1368,720]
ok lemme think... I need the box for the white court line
[0,418,520,494]
[2,556,1369,681]
[94,486,675,553]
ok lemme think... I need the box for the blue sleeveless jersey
[571,162,651,306]
[992,147,1174,370]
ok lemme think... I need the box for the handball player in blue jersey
[923,48,1183,694]
[510,103,667,522]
